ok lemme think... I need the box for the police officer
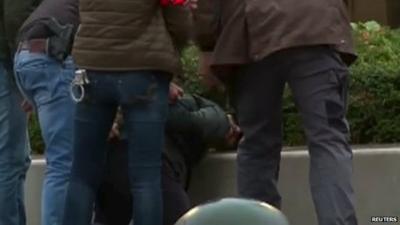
[62,0,191,225]
[0,0,39,224]
[13,0,78,224]
[191,0,358,225]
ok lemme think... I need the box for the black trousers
[93,140,190,225]
[231,46,358,225]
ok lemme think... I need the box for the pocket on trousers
[16,64,68,107]
[121,72,169,105]
[325,69,350,135]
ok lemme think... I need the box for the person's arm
[191,0,218,52]
[166,95,230,145]
[162,4,192,52]
[3,0,41,56]
[166,95,203,135]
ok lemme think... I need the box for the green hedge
[29,21,400,154]
[348,22,400,144]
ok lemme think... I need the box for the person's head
[175,198,290,225]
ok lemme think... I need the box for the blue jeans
[63,71,169,225]
[14,51,76,225]
[0,61,30,225]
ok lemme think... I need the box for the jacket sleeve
[3,0,41,55]
[166,95,230,145]
[192,0,218,51]
[162,5,192,52]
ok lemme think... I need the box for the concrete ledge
[26,159,45,225]
[188,148,400,225]
[26,147,400,225]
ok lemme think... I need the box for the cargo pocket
[325,69,350,138]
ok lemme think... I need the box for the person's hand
[185,0,198,9]
[21,99,33,119]
[169,82,184,104]
[108,122,121,141]
[21,99,33,113]
[225,114,242,147]
[198,52,223,89]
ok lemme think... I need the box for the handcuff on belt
[70,69,90,103]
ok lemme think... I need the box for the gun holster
[44,18,74,62]
[20,17,75,62]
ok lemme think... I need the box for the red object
[172,0,185,5]
[160,0,185,6]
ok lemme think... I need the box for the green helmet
[175,198,290,225]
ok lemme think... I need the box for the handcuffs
[70,69,90,103]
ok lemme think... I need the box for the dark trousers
[231,46,358,225]
[94,140,190,225]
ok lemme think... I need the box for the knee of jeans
[130,180,161,191]
[129,171,161,190]
[46,159,72,177]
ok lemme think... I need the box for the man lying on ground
[94,85,241,225]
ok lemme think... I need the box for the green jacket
[167,94,230,147]
[72,0,192,75]
[0,0,41,66]
[164,94,230,185]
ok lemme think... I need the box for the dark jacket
[165,94,230,181]
[72,0,192,75]
[18,0,79,41]
[0,0,41,66]
[193,0,356,67]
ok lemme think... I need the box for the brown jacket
[72,0,191,75]
[193,0,356,67]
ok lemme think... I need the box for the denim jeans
[63,71,169,225]
[0,61,30,225]
[14,51,76,225]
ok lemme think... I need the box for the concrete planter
[26,147,400,225]
[188,147,400,225]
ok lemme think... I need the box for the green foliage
[29,115,44,154]
[179,46,230,109]
[348,21,400,143]
[29,21,400,153]
[282,91,304,146]
[268,21,400,145]
[179,46,203,94]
